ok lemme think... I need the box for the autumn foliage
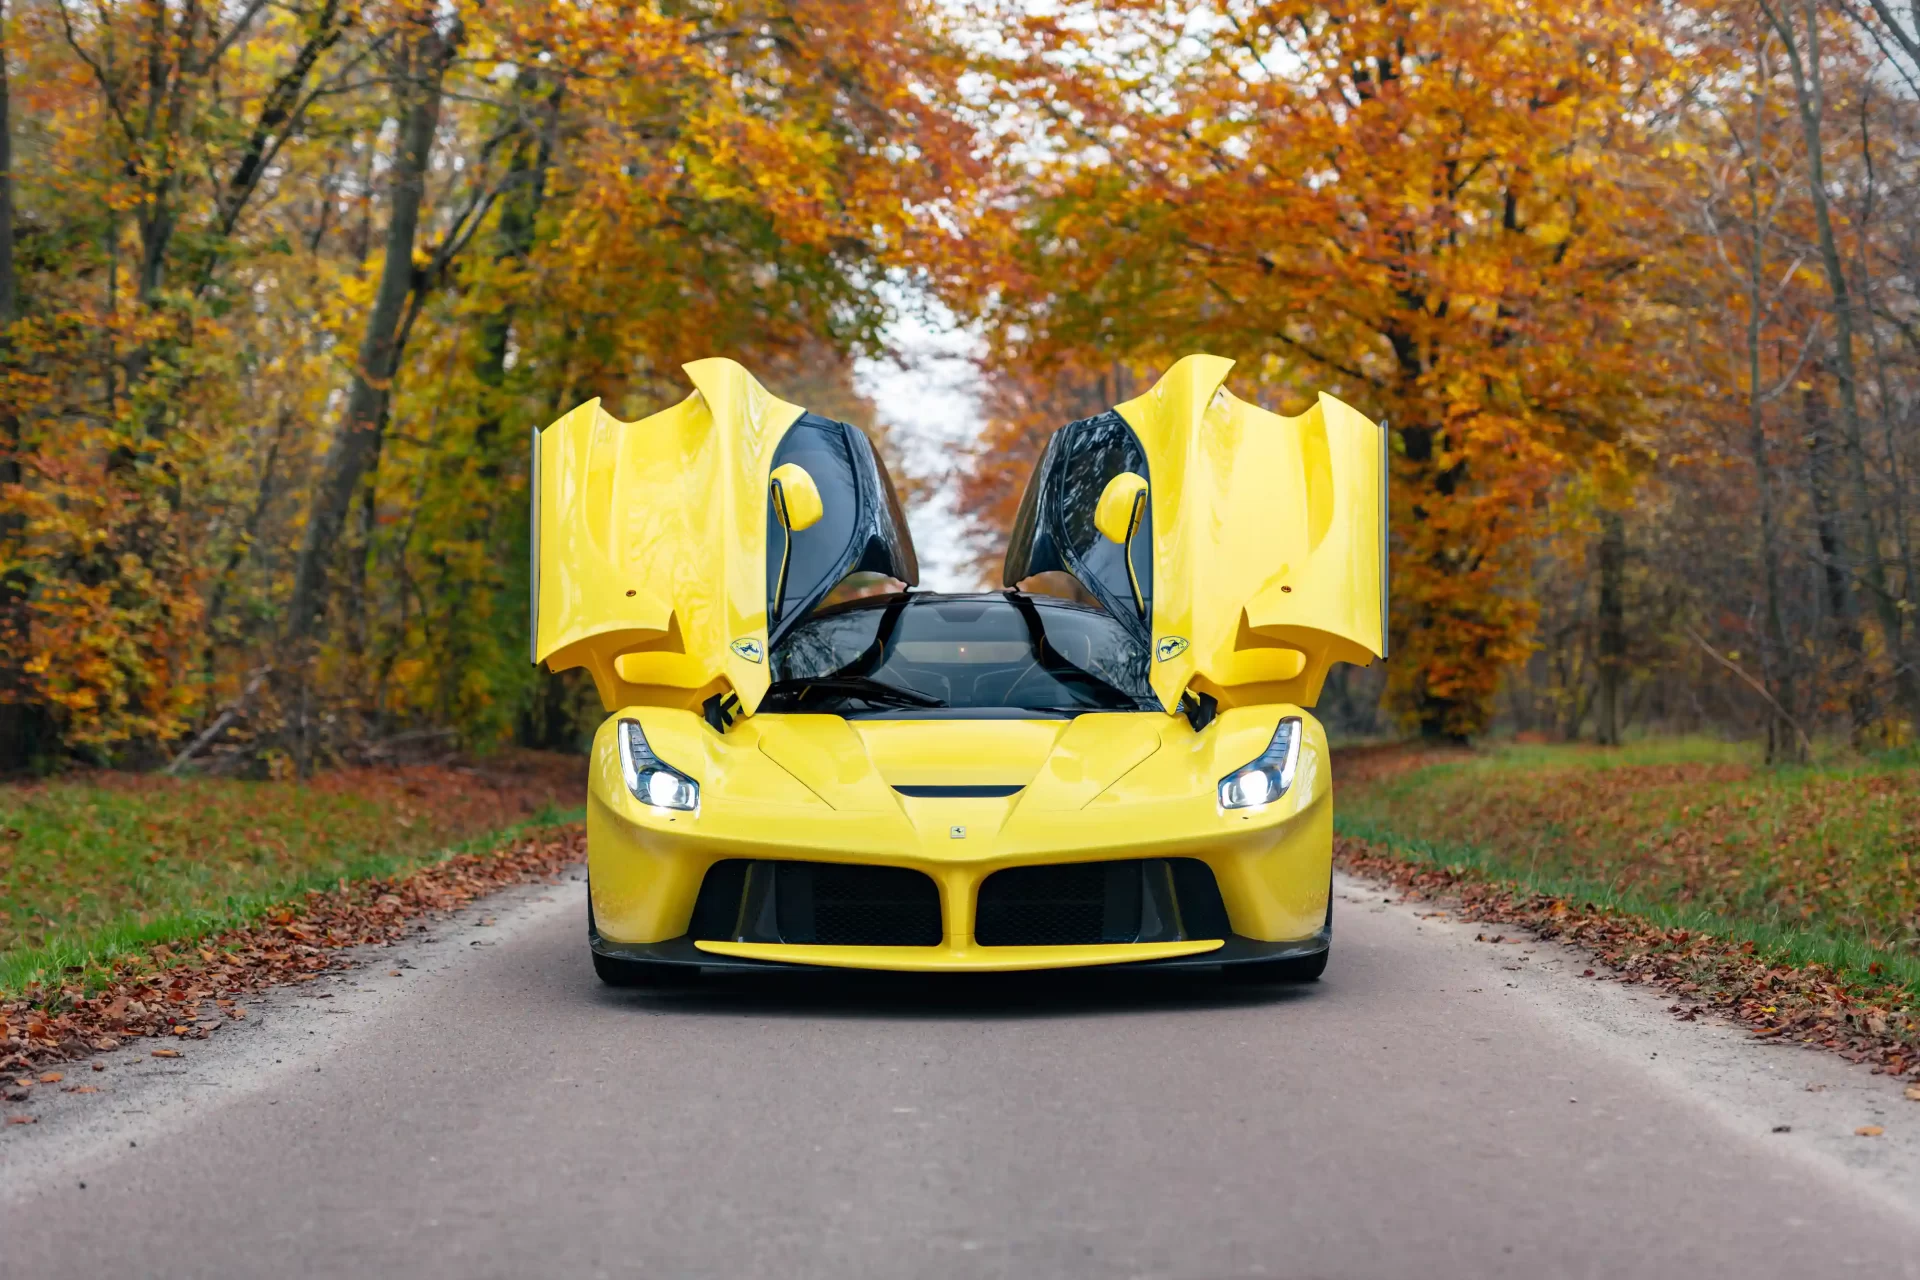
[0,0,977,769]
[3,0,1920,762]
[952,0,1920,744]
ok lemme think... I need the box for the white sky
[853,298,990,591]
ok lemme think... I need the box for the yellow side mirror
[1093,471,1150,620]
[1094,472,1148,544]
[769,463,823,532]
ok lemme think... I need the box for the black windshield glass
[764,593,1156,718]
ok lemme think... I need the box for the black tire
[591,949,678,988]
[1221,882,1332,985]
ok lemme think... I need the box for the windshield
[763,593,1158,718]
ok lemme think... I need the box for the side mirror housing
[1094,471,1148,544]
[769,463,824,532]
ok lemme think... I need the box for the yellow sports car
[531,354,1387,984]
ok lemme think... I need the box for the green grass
[0,757,582,996]
[1338,740,1920,996]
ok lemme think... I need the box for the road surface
[5,872,1920,1279]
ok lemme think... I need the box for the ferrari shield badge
[730,637,764,664]
[1155,635,1189,662]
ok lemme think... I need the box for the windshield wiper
[770,676,944,709]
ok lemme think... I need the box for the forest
[3,0,1918,771]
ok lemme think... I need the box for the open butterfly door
[531,358,917,715]
[1004,354,1387,713]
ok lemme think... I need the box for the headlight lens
[1218,717,1302,810]
[617,718,699,812]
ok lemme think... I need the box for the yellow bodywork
[536,355,1385,974]
[532,358,804,714]
[584,704,1337,971]
[1113,354,1387,712]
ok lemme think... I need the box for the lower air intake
[689,859,942,948]
[974,858,1230,947]
[803,863,943,947]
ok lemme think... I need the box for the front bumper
[586,706,1335,973]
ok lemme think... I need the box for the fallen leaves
[1337,833,1920,1082]
[1,757,581,965]
[1339,746,1920,986]
[0,824,587,1115]
[1857,1125,1885,1137]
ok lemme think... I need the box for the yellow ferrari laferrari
[531,354,1387,984]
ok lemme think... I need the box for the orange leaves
[6,0,982,767]
[953,0,1684,733]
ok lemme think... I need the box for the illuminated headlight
[617,718,699,812]
[1218,717,1302,810]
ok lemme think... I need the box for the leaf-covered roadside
[1339,740,1920,957]
[1337,838,1920,1077]
[2,824,586,1124]
[1333,741,1920,1081]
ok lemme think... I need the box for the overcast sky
[853,299,988,592]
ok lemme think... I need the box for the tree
[955,0,1681,737]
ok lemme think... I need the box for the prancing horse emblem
[730,637,764,663]
[1155,635,1189,661]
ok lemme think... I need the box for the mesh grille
[806,863,942,947]
[975,863,1114,946]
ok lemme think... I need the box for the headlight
[1218,717,1302,810]
[617,718,699,812]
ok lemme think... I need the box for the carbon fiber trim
[588,928,1331,973]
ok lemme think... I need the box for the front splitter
[589,928,1329,974]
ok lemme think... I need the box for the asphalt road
[6,874,1920,1280]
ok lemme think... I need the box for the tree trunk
[1802,363,1870,740]
[283,15,459,681]
[1731,59,1801,765]
[0,0,35,772]
[1762,0,1920,729]
[1593,508,1626,746]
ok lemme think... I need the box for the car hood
[754,713,1164,812]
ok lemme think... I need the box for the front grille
[802,863,943,946]
[975,863,1128,945]
[688,859,941,947]
[975,858,1230,947]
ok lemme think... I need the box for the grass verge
[0,751,583,997]
[4,822,589,1116]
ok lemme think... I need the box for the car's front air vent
[689,859,942,948]
[974,858,1230,947]
[892,784,1024,798]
